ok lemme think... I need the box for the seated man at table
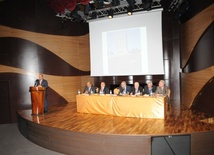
[83,81,96,94]
[97,82,109,94]
[130,82,143,96]
[118,81,131,95]
[156,80,169,96]
[144,81,156,95]
[156,80,171,111]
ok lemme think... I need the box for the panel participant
[144,81,156,95]
[130,82,143,96]
[34,73,49,113]
[97,82,109,94]
[83,81,96,94]
[118,81,131,95]
[156,80,170,104]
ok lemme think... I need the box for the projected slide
[102,27,148,75]
[89,9,164,76]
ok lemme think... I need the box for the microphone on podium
[34,79,39,87]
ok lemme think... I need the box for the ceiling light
[127,5,133,15]
[108,9,114,19]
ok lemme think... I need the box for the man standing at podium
[34,74,48,113]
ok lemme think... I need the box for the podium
[29,86,45,115]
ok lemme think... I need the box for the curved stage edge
[17,103,214,155]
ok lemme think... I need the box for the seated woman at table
[83,81,96,94]
[97,82,109,94]
[144,81,156,95]
[130,82,143,96]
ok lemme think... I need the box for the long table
[76,94,166,119]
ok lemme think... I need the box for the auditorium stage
[17,102,214,155]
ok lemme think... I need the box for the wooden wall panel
[180,4,214,108]
[181,66,214,107]
[0,25,90,71]
[0,0,92,123]
[191,131,214,155]
[0,26,92,104]
[0,65,92,103]
[0,25,10,36]
[18,116,152,155]
[78,35,90,71]
[180,4,214,68]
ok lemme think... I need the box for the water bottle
[78,89,80,95]
[137,90,140,96]
[110,90,112,94]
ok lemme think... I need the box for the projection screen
[89,9,164,76]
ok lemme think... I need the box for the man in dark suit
[97,82,109,94]
[144,81,156,95]
[83,81,96,94]
[118,81,131,95]
[130,82,143,96]
[34,73,49,113]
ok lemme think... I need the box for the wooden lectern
[29,86,45,115]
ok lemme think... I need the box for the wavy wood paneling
[180,4,214,68]
[0,24,92,104]
[0,25,90,71]
[0,65,93,102]
[0,0,92,123]
[180,4,214,108]
[181,66,214,107]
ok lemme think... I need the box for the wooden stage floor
[17,102,214,155]
[18,102,214,135]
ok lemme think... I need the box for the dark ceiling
[46,0,213,23]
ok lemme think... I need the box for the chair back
[114,87,119,95]
[168,88,171,99]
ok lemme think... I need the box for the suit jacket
[34,79,48,95]
[143,85,156,95]
[155,86,168,96]
[119,85,131,95]
[97,87,109,94]
[130,86,143,95]
[83,85,96,94]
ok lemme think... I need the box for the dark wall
[0,0,89,35]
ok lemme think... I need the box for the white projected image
[89,10,164,76]
[102,27,147,75]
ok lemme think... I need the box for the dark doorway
[0,81,11,124]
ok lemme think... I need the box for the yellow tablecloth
[76,94,166,119]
